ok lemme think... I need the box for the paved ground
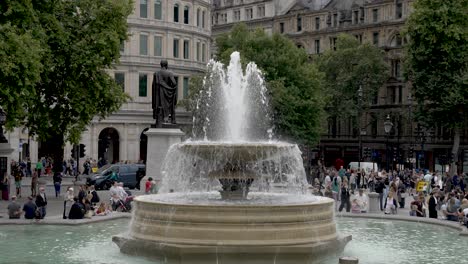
[0,175,144,219]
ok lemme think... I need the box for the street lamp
[357,85,363,170]
[384,114,393,171]
[407,94,414,169]
[0,108,7,143]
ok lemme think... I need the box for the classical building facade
[6,0,212,165]
[212,0,468,172]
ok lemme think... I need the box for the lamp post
[357,85,363,170]
[0,108,7,143]
[407,94,413,169]
[384,114,393,171]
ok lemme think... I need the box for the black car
[86,164,146,190]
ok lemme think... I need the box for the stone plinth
[368,192,380,213]
[142,128,184,189]
[0,142,14,180]
[113,195,351,263]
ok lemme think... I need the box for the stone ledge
[337,212,468,236]
[0,212,131,226]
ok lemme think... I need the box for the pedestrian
[1,171,9,201]
[35,187,48,219]
[31,170,38,197]
[338,181,351,212]
[63,187,74,219]
[7,196,21,219]
[145,177,153,194]
[35,160,43,178]
[53,172,62,198]
[22,196,37,219]
[428,191,438,219]
[375,177,385,211]
[11,161,23,198]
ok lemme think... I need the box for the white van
[347,162,379,172]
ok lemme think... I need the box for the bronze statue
[152,60,177,127]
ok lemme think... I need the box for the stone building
[7,0,212,165]
[212,0,468,172]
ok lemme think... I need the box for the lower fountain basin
[113,192,350,263]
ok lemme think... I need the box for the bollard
[339,256,359,264]
[368,192,380,213]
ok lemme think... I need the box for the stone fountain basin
[113,193,351,263]
[176,141,297,162]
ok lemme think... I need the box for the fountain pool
[1,218,466,264]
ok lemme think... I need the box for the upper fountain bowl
[176,141,297,162]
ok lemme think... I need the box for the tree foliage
[216,24,325,145]
[1,0,132,142]
[317,34,389,120]
[404,0,468,128]
[0,0,132,170]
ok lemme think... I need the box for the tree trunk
[47,133,65,175]
[449,128,460,176]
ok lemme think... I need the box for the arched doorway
[98,127,120,164]
[139,128,149,164]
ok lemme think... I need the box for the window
[257,5,265,18]
[234,10,240,21]
[387,86,396,104]
[333,13,338,27]
[245,8,252,20]
[183,40,189,59]
[140,0,147,18]
[279,22,284,33]
[330,37,337,50]
[174,4,179,22]
[115,73,125,91]
[297,16,302,32]
[120,41,125,53]
[197,9,201,26]
[139,74,147,97]
[154,36,162,56]
[373,32,379,46]
[392,60,401,78]
[202,11,206,28]
[183,77,189,98]
[315,39,320,54]
[398,86,403,103]
[196,42,200,61]
[139,34,148,55]
[372,9,379,23]
[353,10,359,24]
[154,0,162,20]
[184,6,189,24]
[202,43,206,62]
[355,34,362,44]
[173,38,179,58]
[396,3,403,19]
[396,35,402,46]
[315,17,320,30]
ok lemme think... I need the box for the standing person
[1,171,9,201]
[384,192,397,215]
[35,187,48,219]
[35,160,43,177]
[145,177,153,194]
[7,196,22,219]
[53,172,62,198]
[63,187,74,219]
[428,191,438,219]
[11,161,23,198]
[338,181,351,212]
[375,177,385,211]
[349,172,356,192]
[31,170,38,197]
[150,177,158,194]
[355,189,369,213]
[26,158,32,177]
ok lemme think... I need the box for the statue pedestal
[141,128,184,190]
[0,143,14,200]
[368,192,380,213]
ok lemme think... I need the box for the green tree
[216,24,324,145]
[404,0,468,173]
[0,0,133,172]
[317,34,389,123]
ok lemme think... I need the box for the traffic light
[71,146,76,159]
[363,147,372,158]
[79,144,86,158]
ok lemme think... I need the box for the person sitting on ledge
[68,197,85,219]
[7,196,21,219]
[22,196,37,219]
[95,202,111,216]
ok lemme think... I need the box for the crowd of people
[310,166,468,227]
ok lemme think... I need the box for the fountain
[113,52,351,263]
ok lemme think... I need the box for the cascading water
[114,52,350,263]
